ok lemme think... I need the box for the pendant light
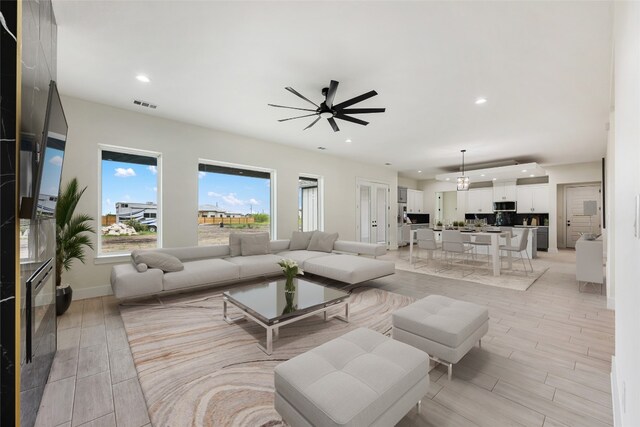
[457,149,470,191]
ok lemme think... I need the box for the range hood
[435,162,547,183]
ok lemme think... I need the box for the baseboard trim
[72,285,113,300]
[611,356,622,427]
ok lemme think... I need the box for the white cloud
[114,167,136,177]
[49,155,63,166]
[153,187,158,192]
[248,198,259,205]
[147,165,157,175]
[198,172,206,179]
[222,193,244,206]
[208,191,222,197]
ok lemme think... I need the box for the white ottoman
[392,295,488,379]
[274,328,430,427]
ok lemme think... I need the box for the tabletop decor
[278,258,304,293]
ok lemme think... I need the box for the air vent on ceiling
[133,99,157,109]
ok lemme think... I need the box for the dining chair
[470,234,491,267]
[440,230,475,276]
[499,228,533,275]
[415,228,441,269]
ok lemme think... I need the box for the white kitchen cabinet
[466,188,493,213]
[517,184,549,213]
[406,189,424,213]
[493,181,517,202]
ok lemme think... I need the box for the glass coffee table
[223,277,350,355]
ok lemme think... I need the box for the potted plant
[55,178,95,316]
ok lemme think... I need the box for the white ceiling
[53,1,613,179]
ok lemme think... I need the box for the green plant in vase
[278,258,304,293]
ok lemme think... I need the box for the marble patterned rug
[380,251,550,291]
[119,285,415,427]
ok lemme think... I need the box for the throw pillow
[307,231,339,253]
[229,233,242,257]
[289,231,315,250]
[131,251,184,272]
[240,232,271,256]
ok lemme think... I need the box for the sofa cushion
[131,250,184,272]
[277,250,332,267]
[307,231,339,253]
[225,254,283,278]
[392,295,489,348]
[304,254,395,284]
[152,245,230,262]
[274,328,429,427]
[111,263,164,299]
[240,232,270,256]
[290,231,315,250]
[229,233,242,257]
[163,259,240,291]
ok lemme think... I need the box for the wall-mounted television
[32,81,68,220]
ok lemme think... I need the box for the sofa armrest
[270,239,290,253]
[110,262,164,299]
[333,240,387,257]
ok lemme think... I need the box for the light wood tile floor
[35,249,613,427]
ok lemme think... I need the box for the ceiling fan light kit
[268,80,386,132]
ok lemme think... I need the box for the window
[198,162,273,245]
[299,176,322,231]
[99,148,161,254]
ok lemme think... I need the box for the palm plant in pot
[55,178,95,316]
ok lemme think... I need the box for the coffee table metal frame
[223,291,349,355]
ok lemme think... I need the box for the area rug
[119,285,415,427]
[380,251,550,291]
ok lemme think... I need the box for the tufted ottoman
[274,328,430,427]
[392,295,488,380]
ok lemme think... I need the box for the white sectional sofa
[110,237,393,299]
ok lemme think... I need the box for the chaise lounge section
[110,234,393,299]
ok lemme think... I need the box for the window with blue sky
[100,149,159,254]
[198,163,271,245]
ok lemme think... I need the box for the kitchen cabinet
[407,189,424,213]
[516,184,549,213]
[465,188,493,213]
[493,181,517,202]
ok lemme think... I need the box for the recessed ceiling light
[521,169,528,173]
[492,178,497,181]
[317,146,326,150]
[475,98,487,105]
[445,178,450,181]
[480,174,485,177]
[418,170,422,173]
[136,74,151,83]
[530,174,535,177]
[345,139,352,143]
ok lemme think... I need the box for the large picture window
[298,176,321,231]
[198,162,272,245]
[99,148,161,254]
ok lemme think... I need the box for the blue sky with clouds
[198,172,270,215]
[40,147,65,197]
[101,161,270,216]
[102,160,157,214]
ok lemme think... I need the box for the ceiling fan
[268,80,385,132]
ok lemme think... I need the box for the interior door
[565,185,601,248]
[357,180,389,245]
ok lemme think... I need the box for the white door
[356,180,389,245]
[565,185,601,248]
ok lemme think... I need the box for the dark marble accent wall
[19,0,59,426]
[0,1,20,425]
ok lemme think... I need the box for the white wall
[398,176,419,190]
[418,179,459,221]
[545,161,603,252]
[611,2,640,425]
[60,96,398,298]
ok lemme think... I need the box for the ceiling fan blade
[325,80,339,108]
[278,113,319,122]
[268,104,317,112]
[333,90,378,110]
[339,108,385,114]
[327,117,340,132]
[285,87,319,108]
[335,114,369,126]
[303,116,322,130]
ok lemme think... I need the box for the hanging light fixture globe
[457,149,470,191]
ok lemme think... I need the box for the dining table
[409,229,513,276]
